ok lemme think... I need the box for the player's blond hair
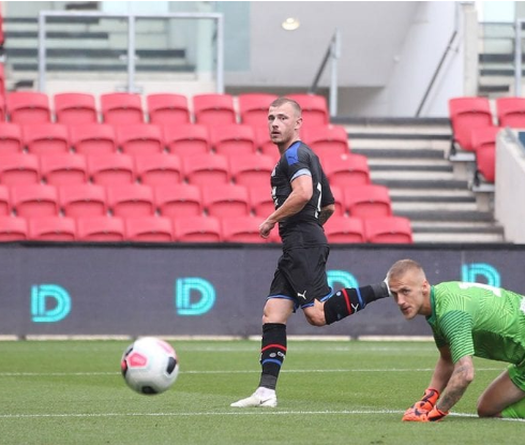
[269,97,302,117]
[387,259,426,282]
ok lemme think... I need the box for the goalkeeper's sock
[258,323,287,390]
[502,397,525,419]
[324,281,390,325]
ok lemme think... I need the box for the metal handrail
[514,19,523,96]
[37,11,224,93]
[308,28,340,118]
[416,3,460,117]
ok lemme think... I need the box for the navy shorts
[268,246,332,310]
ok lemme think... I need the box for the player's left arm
[259,174,313,238]
[318,168,335,226]
[436,354,474,412]
[318,204,334,225]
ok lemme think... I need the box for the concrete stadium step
[413,232,505,243]
[335,116,504,243]
[368,158,452,172]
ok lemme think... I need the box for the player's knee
[476,397,498,418]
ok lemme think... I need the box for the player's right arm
[259,174,312,238]
[428,345,455,393]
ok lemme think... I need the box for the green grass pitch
[0,339,523,445]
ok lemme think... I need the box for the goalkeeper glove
[404,387,440,417]
[402,406,448,422]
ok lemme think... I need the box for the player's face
[268,103,302,148]
[388,270,430,320]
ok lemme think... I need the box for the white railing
[37,11,224,93]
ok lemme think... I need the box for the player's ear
[295,116,303,130]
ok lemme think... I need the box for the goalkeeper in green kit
[386,258,525,422]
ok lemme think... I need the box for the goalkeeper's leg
[478,368,525,418]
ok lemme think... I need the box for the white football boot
[230,387,277,408]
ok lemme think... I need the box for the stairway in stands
[333,117,505,243]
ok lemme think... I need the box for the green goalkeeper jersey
[426,282,525,364]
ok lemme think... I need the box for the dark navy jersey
[271,141,334,249]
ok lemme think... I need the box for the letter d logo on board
[175,278,216,316]
[31,284,71,323]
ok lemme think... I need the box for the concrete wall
[495,130,525,244]
[224,1,465,117]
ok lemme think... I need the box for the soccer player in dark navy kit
[231,98,390,408]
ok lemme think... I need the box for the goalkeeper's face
[388,270,430,320]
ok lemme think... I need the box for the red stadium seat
[0,122,23,154]
[54,93,98,126]
[221,216,266,243]
[106,183,155,218]
[364,216,413,244]
[134,153,182,186]
[471,126,501,183]
[449,97,493,151]
[254,126,278,159]
[0,63,5,98]
[330,185,345,216]
[70,124,117,155]
[210,124,257,156]
[496,97,525,128]
[0,185,10,215]
[0,216,28,241]
[7,92,51,124]
[249,186,274,217]
[40,153,88,186]
[173,216,221,242]
[323,216,366,243]
[101,92,144,125]
[10,184,59,218]
[344,185,392,218]
[0,94,4,121]
[324,153,371,187]
[229,153,275,188]
[287,94,329,127]
[302,125,349,159]
[183,153,230,186]
[23,123,70,155]
[163,124,211,157]
[28,216,76,241]
[238,93,278,127]
[88,153,135,186]
[147,93,190,126]
[201,184,250,218]
[154,184,202,218]
[0,153,40,185]
[125,216,173,242]
[116,123,164,156]
[193,93,236,127]
[59,183,107,218]
[76,216,125,242]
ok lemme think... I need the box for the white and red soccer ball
[121,337,179,395]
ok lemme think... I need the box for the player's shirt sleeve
[283,143,312,183]
[436,310,475,363]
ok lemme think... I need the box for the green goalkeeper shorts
[508,359,525,392]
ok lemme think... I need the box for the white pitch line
[0,367,505,377]
[0,409,523,422]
